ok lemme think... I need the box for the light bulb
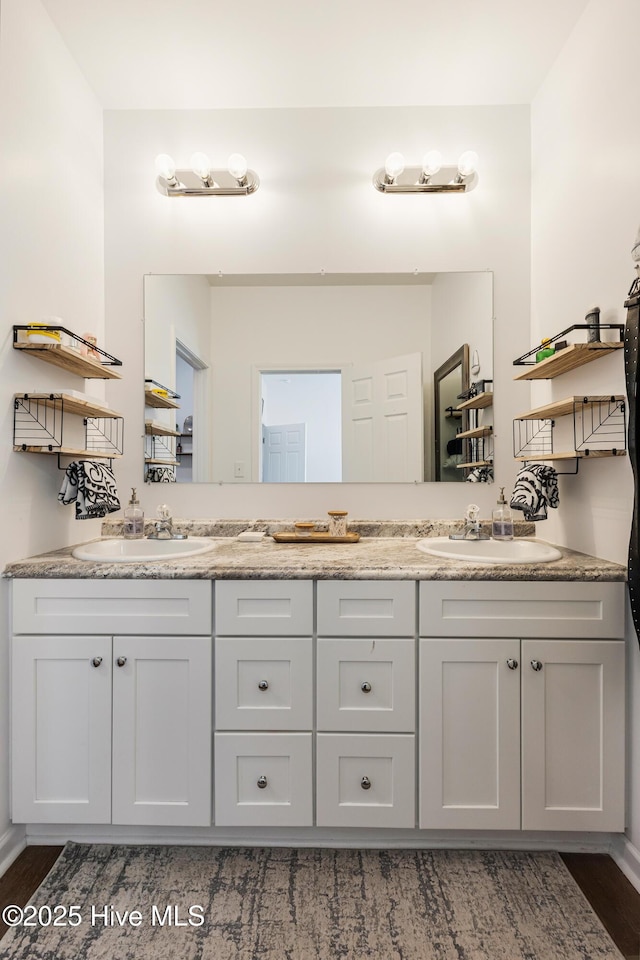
[154,153,176,181]
[190,152,212,182]
[384,152,405,181]
[457,150,479,178]
[422,150,442,178]
[228,153,248,181]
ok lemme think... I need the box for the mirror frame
[433,344,469,482]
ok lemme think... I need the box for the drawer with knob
[316,733,415,828]
[215,636,313,730]
[214,732,312,826]
[316,638,415,732]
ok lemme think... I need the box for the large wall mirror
[143,271,493,483]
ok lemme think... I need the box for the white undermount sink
[72,537,217,562]
[416,536,562,564]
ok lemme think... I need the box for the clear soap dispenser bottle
[492,487,514,541]
[123,487,144,539]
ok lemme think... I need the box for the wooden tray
[272,532,360,544]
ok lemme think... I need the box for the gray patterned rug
[0,844,623,959]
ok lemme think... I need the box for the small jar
[294,521,315,538]
[328,510,348,537]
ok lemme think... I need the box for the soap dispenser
[123,487,144,540]
[492,487,514,541]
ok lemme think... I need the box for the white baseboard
[26,823,619,853]
[610,834,640,894]
[0,824,26,879]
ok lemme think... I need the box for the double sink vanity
[3,519,627,845]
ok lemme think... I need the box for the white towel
[58,460,120,520]
[510,464,559,521]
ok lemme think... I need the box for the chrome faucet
[148,504,185,540]
[449,504,490,541]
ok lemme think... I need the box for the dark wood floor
[0,847,638,955]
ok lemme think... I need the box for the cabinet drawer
[215,581,312,636]
[419,581,625,639]
[317,581,415,637]
[12,579,212,636]
[316,733,415,828]
[215,636,313,730]
[317,639,415,732]
[214,732,312,826]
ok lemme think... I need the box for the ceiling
[41,0,590,110]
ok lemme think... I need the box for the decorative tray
[272,532,360,544]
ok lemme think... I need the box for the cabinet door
[215,636,313,730]
[317,638,415,732]
[112,636,212,827]
[419,638,521,830]
[521,639,625,832]
[12,635,112,824]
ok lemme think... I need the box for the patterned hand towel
[510,464,559,521]
[146,465,177,482]
[58,460,120,519]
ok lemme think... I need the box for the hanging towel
[466,465,494,483]
[58,460,120,520]
[146,465,177,483]
[510,464,559,521]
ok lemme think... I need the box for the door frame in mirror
[434,344,469,482]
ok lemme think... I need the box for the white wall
[0,0,104,860]
[531,0,640,859]
[104,105,530,517]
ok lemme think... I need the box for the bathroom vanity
[4,524,627,844]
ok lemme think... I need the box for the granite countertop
[2,519,626,582]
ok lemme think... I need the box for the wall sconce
[373,150,479,193]
[155,152,260,197]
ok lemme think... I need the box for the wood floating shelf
[13,342,122,380]
[456,392,493,411]
[144,458,179,466]
[457,460,492,469]
[145,389,180,410]
[14,445,121,458]
[15,393,122,420]
[515,450,626,462]
[515,395,626,421]
[456,425,493,440]
[513,342,623,381]
[145,420,181,437]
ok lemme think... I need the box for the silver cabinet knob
[258,680,269,691]
[361,776,372,790]
[361,681,372,693]
[116,656,127,667]
[257,776,268,789]
[91,657,103,668]
[506,658,519,670]
[531,659,543,672]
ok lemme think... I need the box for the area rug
[0,844,623,960]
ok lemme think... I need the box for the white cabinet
[316,638,415,732]
[12,636,112,824]
[521,639,625,832]
[419,635,625,832]
[12,634,211,827]
[213,581,314,827]
[419,639,521,830]
[214,732,313,826]
[316,581,417,827]
[316,733,415,827]
[11,580,213,827]
[215,636,313,730]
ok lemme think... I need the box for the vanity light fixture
[154,152,260,197]
[373,149,479,193]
